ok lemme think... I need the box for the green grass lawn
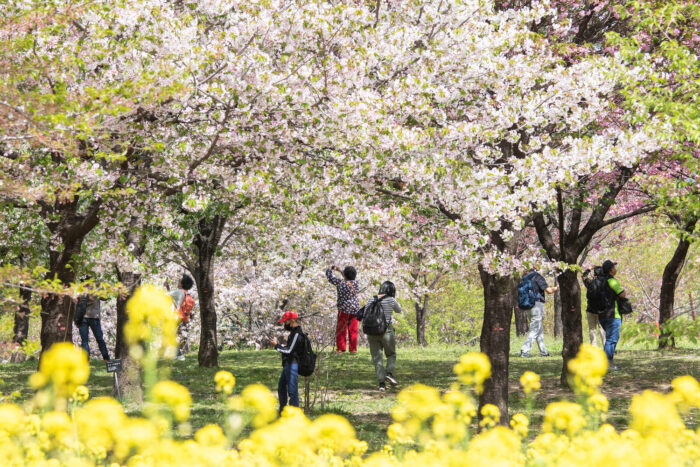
[1,338,698,452]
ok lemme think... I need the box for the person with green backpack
[358,281,403,392]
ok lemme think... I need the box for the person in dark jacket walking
[77,293,110,361]
[272,311,305,413]
[362,281,403,391]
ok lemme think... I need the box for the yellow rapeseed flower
[543,401,586,437]
[520,371,541,394]
[125,285,178,355]
[228,384,278,428]
[567,344,607,395]
[453,352,491,394]
[510,412,529,438]
[630,390,684,437]
[670,375,700,411]
[195,424,227,447]
[588,393,609,413]
[214,370,236,395]
[33,342,90,398]
[71,385,89,403]
[151,380,192,422]
[479,403,500,429]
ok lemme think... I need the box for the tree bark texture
[415,294,428,346]
[193,215,227,368]
[478,266,513,425]
[512,278,528,336]
[557,270,583,386]
[39,196,100,358]
[11,286,32,362]
[13,285,31,345]
[114,269,144,403]
[658,217,697,349]
[553,288,563,338]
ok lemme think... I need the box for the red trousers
[336,310,358,352]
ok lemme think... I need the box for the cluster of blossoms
[0,288,698,465]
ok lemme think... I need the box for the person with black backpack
[582,266,606,347]
[588,260,628,370]
[518,266,559,358]
[271,311,306,413]
[358,281,403,392]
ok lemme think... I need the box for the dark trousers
[278,361,299,413]
[79,318,110,360]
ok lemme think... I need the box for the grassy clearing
[1,338,697,452]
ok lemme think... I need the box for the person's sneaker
[520,352,531,358]
[379,383,386,392]
[540,352,551,357]
[385,373,398,386]
[609,364,621,371]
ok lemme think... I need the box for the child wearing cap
[272,311,305,413]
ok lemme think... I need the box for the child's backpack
[585,267,612,314]
[298,332,317,377]
[362,296,388,336]
[178,292,195,323]
[517,273,537,310]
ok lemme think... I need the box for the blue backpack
[517,273,537,310]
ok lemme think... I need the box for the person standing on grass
[77,292,110,362]
[583,266,606,348]
[519,266,559,358]
[271,311,305,413]
[362,281,403,392]
[326,265,360,353]
[166,274,195,361]
[599,260,626,371]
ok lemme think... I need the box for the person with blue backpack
[518,265,559,357]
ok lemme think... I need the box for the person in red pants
[326,265,360,353]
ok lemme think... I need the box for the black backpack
[361,296,388,336]
[74,296,88,325]
[585,267,613,314]
[297,332,316,377]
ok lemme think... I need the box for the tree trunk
[553,288,563,338]
[193,215,227,368]
[557,270,583,386]
[39,197,101,358]
[415,294,428,346]
[114,269,144,403]
[11,285,32,362]
[658,218,697,349]
[512,278,528,336]
[13,285,31,345]
[478,266,513,425]
[40,241,82,357]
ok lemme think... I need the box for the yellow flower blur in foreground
[479,403,500,429]
[543,401,586,437]
[215,370,236,395]
[453,352,491,394]
[510,412,529,437]
[670,375,700,411]
[150,380,192,422]
[228,384,278,428]
[520,371,541,394]
[71,385,90,403]
[30,342,89,399]
[567,343,607,394]
[3,346,699,466]
[125,284,178,356]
